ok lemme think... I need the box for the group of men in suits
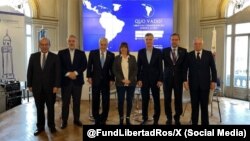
[27,32,217,135]
[137,33,217,126]
[163,34,217,126]
[27,35,88,136]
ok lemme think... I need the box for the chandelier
[0,0,28,8]
[231,0,246,10]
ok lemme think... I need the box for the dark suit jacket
[112,55,138,86]
[162,47,187,83]
[184,50,217,90]
[27,52,61,94]
[58,48,87,86]
[87,49,115,86]
[137,48,163,86]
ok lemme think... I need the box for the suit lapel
[118,56,122,73]
[175,48,182,64]
[66,49,72,66]
[200,51,204,61]
[97,51,102,68]
[72,50,77,65]
[192,51,196,61]
[166,48,173,65]
[103,52,109,68]
[37,53,43,71]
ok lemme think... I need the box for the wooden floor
[0,96,250,141]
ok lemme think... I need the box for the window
[225,1,250,100]
[235,23,250,34]
[26,24,32,65]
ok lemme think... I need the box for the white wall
[0,13,25,81]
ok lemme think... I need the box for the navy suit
[137,48,163,122]
[162,47,187,122]
[27,52,60,130]
[184,50,217,125]
[87,49,115,124]
[58,48,87,123]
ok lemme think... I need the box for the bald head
[193,37,203,51]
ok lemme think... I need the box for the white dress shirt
[69,49,75,63]
[121,55,129,85]
[146,48,152,63]
[195,50,203,59]
[65,49,78,77]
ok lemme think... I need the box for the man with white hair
[184,37,217,125]
[27,37,60,135]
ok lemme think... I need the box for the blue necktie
[101,52,105,68]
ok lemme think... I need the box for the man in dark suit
[184,37,217,125]
[27,37,60,135]
[58,35,87,129]
[87,37,115,125]
[137,33,163,125]
[163,33,187,125]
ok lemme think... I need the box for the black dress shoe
[100,121,106,125]
[153,121,158,125]
[74,121,83,127]
[94,121,100,125]
[166,120,172,125]
[140,120,147,125]
[126,118,131,125]
[34,129,44,136]
[175,121,181,125]
[50,127,57,133]
[61,122,67,129]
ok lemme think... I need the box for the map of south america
[99,12,125,42]
[83,0,125,42]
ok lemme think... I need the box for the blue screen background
[82,0,173,51]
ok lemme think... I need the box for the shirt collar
[195,49,203,54]
[171,47,178,51]
[41,52,48,55]
[120,54,130,58]
[69,48,75,52]
[146,47,153,51]
[100,50,107,54]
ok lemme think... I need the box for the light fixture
[0,0,27,8]
[231,0,246,10]
[10,0,28,6]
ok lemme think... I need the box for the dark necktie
[42,53,46,69]
[197,52,201,61]
[172,49,177,64]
